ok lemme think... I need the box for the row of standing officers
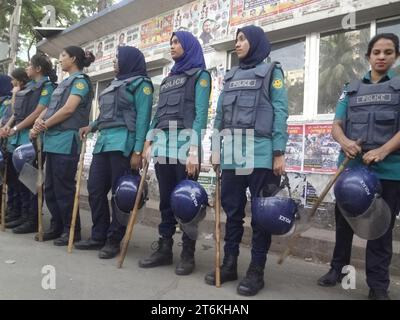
[0,26,399,299]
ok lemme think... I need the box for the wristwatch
[273,150,285,157]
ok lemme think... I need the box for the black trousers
[221,168,280,268]
[87,151,130,242]
[330,179,400,290]
[44,149,80,234]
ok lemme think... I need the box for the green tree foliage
[0,0,113,62]
[318,29,371,114]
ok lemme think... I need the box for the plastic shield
[176,206,207,241]
[113,196,146,227]
[339,195,391,240]
[18,162,39,194]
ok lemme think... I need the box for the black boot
[175,239,196,276]
[204,255,238,285]
[35,228,62,242]
[5,209,21,223]
[75,238,106,250]
[5,213,27,229]
[368,289,391,300]
[12,219,38,234]
[237,263,265,296]
[53,232,81,246]
[317,268,344,287]
[98,238,120,259]
[139,237,173,268]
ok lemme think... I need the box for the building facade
[37,0,400,208]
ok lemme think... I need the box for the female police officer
[0,69,29,225]
[204,25,289,296]
[4,55,56,234]
[139,31,211,276]
[31,46,95,245]
[317,33,400,300]
[74,46,153,259]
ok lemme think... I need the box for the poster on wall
[229,0,321,33]
[83,33,117,74]
[303,124,341,174]
[285,124,304,172]
[139,11,174,52]
[173,0,230,50]
[304,181,327,209]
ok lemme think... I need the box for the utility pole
[8,0,22,74]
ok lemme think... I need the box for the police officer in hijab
[74,46,153,259]
[204,25,289,296]
[139,31,211,276]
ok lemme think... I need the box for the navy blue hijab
[237,25,271,69]
[170,31,206,75]
[116,46,147,80]
[0,74,12,97]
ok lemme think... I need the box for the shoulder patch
[272,79,283,89]
[75,82,86,90]
[41,89,48,96]
[200,79,209,88]
[143,86,152,95]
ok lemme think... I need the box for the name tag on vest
[161,77,187,92]
[228,79,257,89]
[356,94,392,104]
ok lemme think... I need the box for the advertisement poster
[140,11,174,49]
[173,0,230,49]
[303,124,341,174]
[285,124,304,172]
[229,0,320,29]
[83,33,117,74]
[118,25,140,48]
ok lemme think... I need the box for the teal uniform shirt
[335,69,400,181]
[149,70,211,161]
[44,72,90,155]
[9,77,54,152]
[214,63,289,170]
[91,78,153,157]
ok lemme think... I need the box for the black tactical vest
[97,76,153,131]
[345,77,400,151]
[154,68,207,129]
[44,73,93,131]
[222,62,279,138]
[14,78,50,124]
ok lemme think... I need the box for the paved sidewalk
[1,210,399,300]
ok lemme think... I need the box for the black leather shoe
[53,232,81,246]
[35,229,62,242]
[12,220,37,234]
[205,255,238,285]
[98,239,120,259]
[317,268,344,287]
[75,238,105,250]
[237,264,265,296]
[139,238,173,268]
[368,289,391,300]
